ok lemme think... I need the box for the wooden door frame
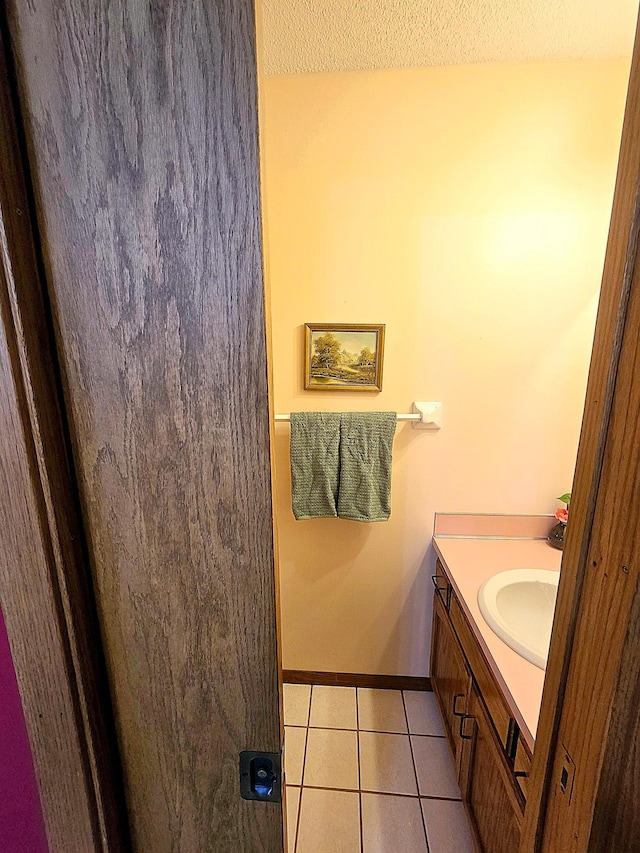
[0,31,129,853]
[522,10,640,852]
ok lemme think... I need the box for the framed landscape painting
[304,323,385,391]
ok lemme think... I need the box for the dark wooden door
[4,2,282,851]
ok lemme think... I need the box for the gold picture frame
[304,323,385,391]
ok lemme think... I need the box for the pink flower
[555,507,568,524]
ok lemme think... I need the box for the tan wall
[260,59,629,677]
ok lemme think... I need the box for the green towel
[290,412,341,519]
[337,412,397,522]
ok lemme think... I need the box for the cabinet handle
[431,575,449,607]
[459,715,475,741]
[505,718,520,762]
[453,693,465,717]
[514,771,529,779]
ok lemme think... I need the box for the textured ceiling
[261,0,638,75]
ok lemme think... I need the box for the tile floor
[283,683,477,853]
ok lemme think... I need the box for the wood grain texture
[430,596,521,853]
[587,576,640,852]
[522,12,640,852]
[0,32,128,852]
[282,670,431,691]
[448,593,513,752]
[468,688,523,853]
[430,591,472,781]
[514,733,532,802]
[435,559,517,753]
[540,173,640,851]
[7,1,282,850]
[0,206,99,853]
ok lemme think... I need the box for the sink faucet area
[477,569,560,669]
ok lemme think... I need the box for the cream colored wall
[260,59,629,677]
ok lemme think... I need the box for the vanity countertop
[433,515,562,749]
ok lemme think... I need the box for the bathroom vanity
[430,515,562,853]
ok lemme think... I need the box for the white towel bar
[274,402,442,430]
[274,412,420,422]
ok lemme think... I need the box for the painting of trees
[305,324,385,390]
[313,332,341,371]
[358,347,375,366]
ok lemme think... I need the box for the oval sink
[478,569,559,670]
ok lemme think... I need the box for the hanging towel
[337,412,397,522]
[290,412,341,519]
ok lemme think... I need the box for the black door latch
[239,751,282,802]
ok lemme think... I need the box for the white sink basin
[478,569,559,670]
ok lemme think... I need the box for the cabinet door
[431,590,472,783]
[467,687,522,853]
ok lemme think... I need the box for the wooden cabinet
[514,732,532,801]
[466,687,523,853]
[431,588,472,786]
[430,561,529,852]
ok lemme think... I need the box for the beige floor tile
[403,690,444,737]
[304,728,359,789]
[404,690,446,737]
[411,736,461,799]
[359,731,418,795]
[358,688,408,733]
[421,798,477,853]
[309,685,357,729]
[284,683,312,727]
[296,788,361,853]
[285,787,300,853]
[362,793,428,853]
[285,726,307,786]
